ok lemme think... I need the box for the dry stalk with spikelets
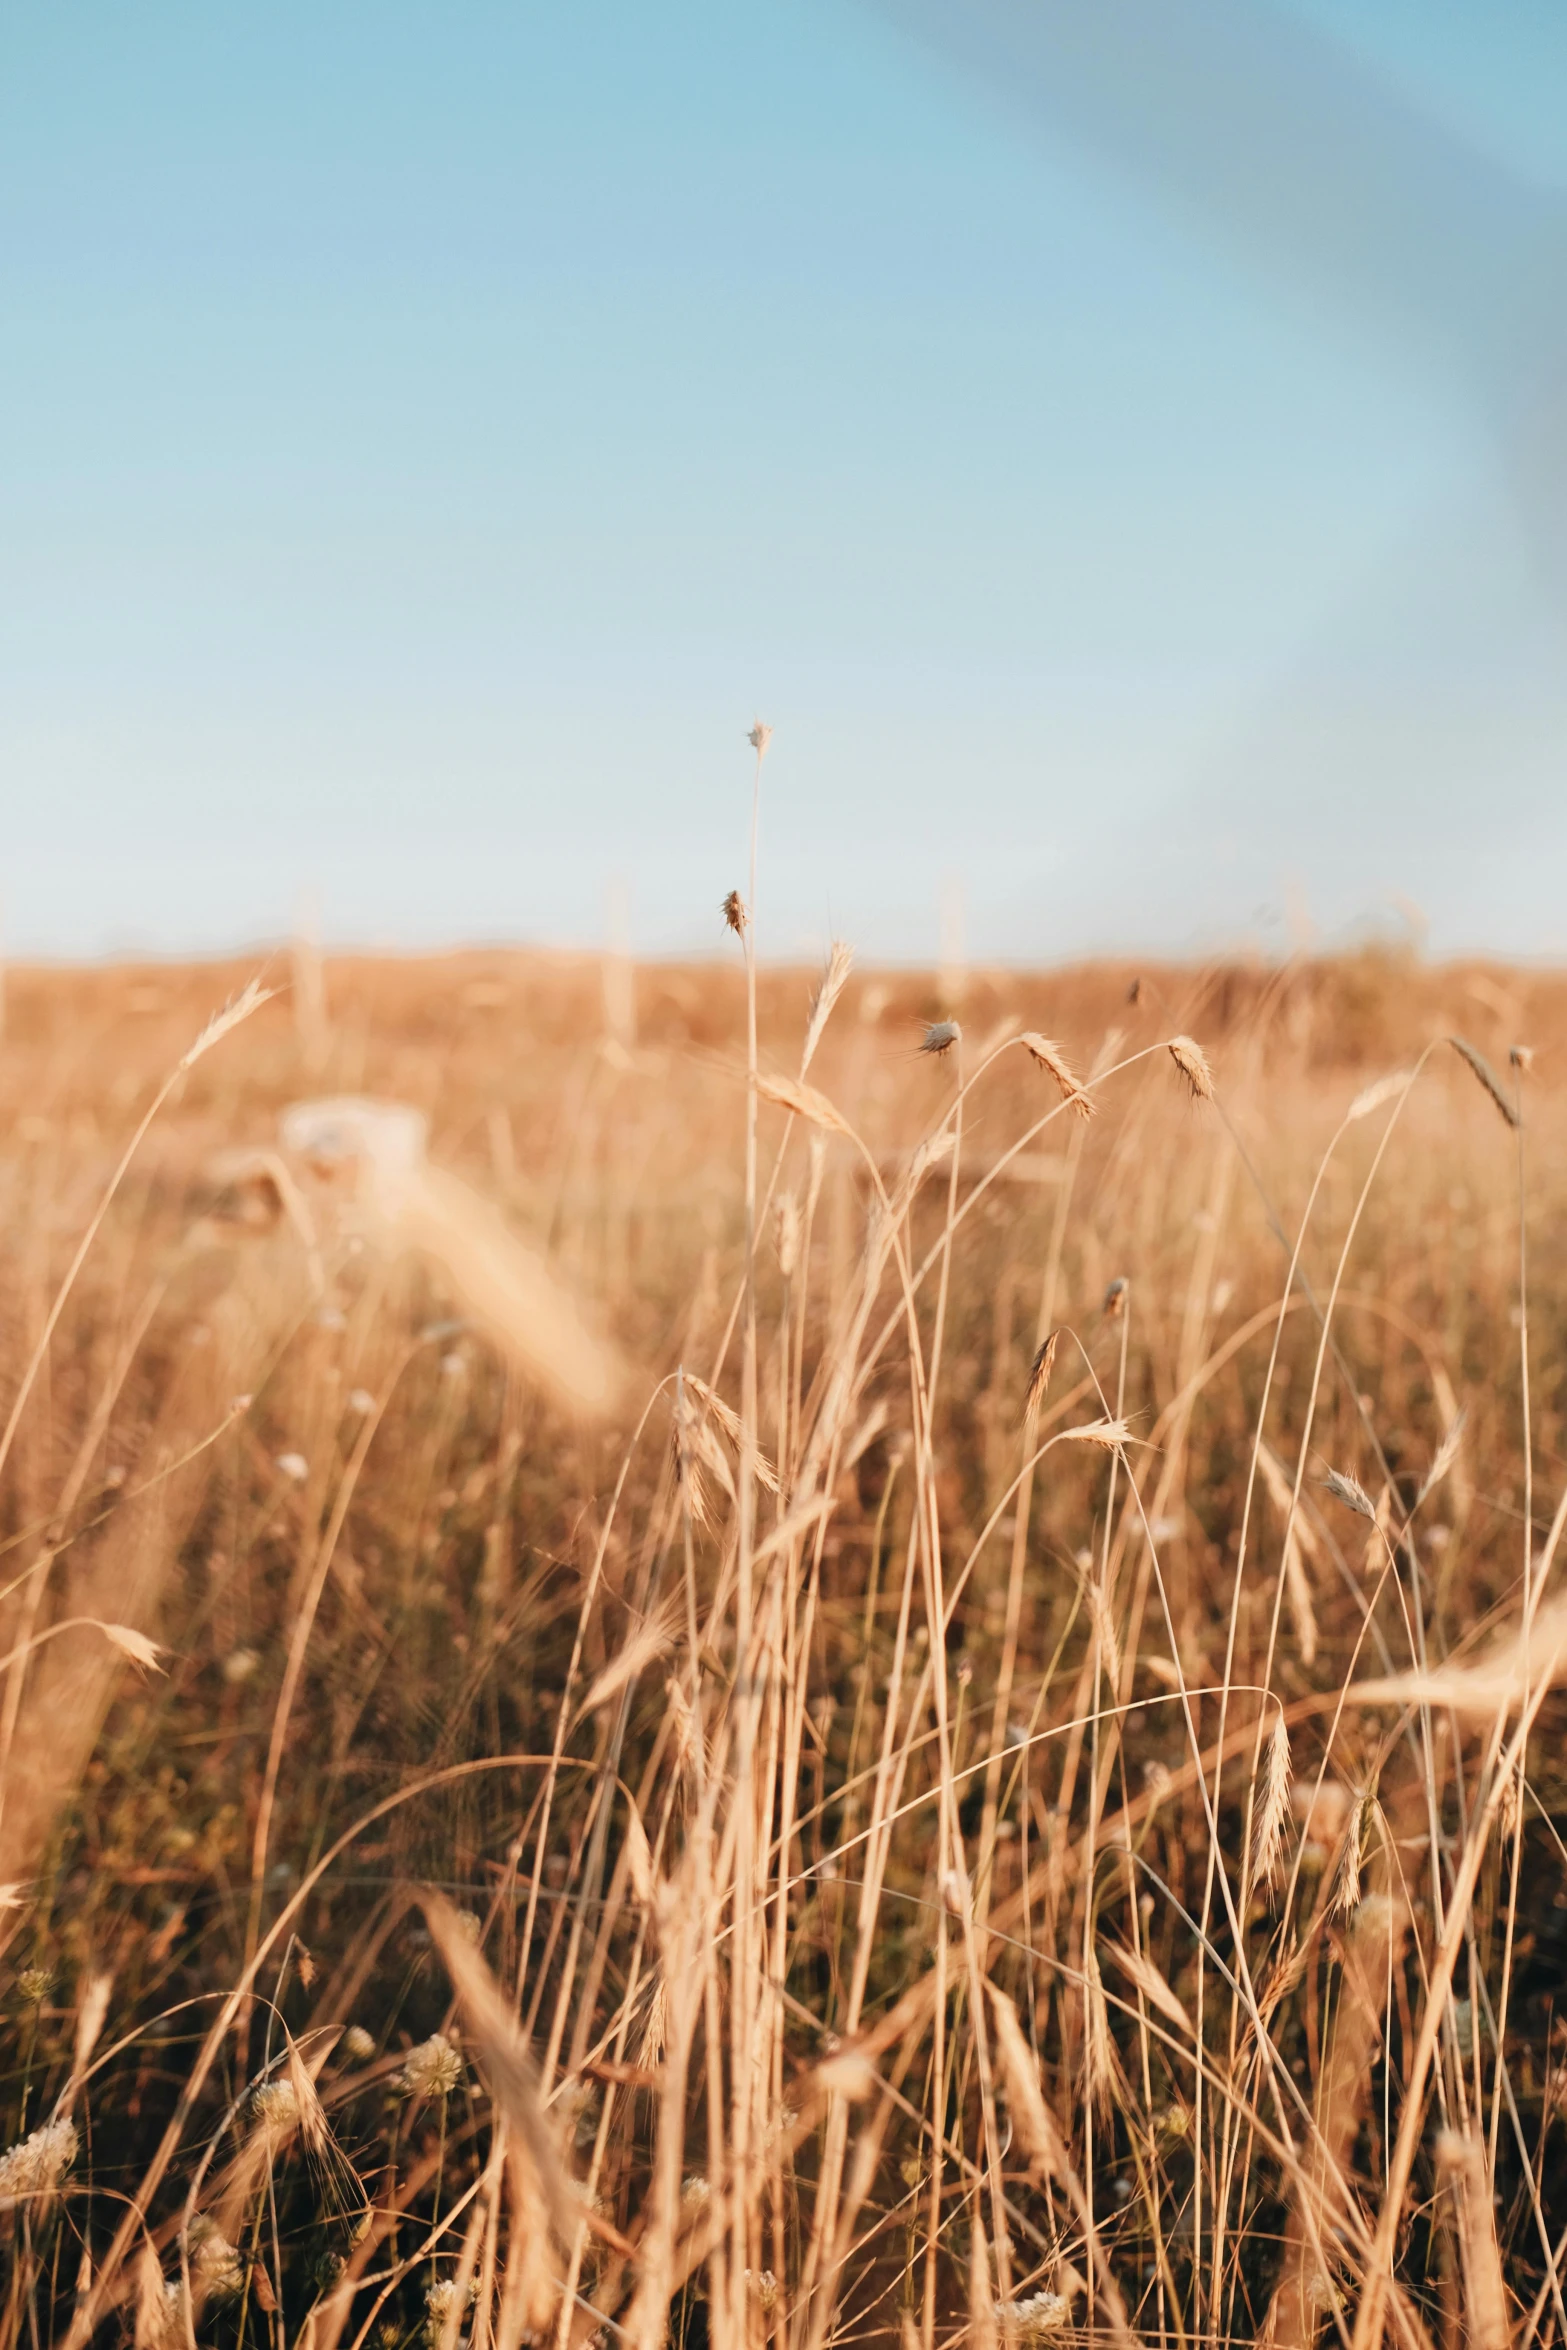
[0,936,1565,2349]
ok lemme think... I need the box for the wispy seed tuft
[1323,1468,1378,1521]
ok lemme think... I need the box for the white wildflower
[191,2227,246,2298]
[250,2077,301,2135]
[995,2290,1071,2340]
[399,2033,463,2100]
[0,2114,78,2206]
[425,2274,478,2338]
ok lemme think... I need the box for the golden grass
[0,940,1564,2348]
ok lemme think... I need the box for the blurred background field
[1,944,1564,2348]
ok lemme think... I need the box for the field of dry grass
[1,935,1565,2349]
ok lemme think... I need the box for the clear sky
[6,1,1567,966]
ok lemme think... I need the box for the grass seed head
[921,1018,962,1056]
[100,1623,164,1673]
[1065,1416,1131,1450]
[746,720,773,756]
[1449,1034,1519,1126]
[800,940,854,1073]
[1251,1712,1293,1889]
[1166,1034,1214,1100]
[1020,1032,1094,1118]
[1347,1069,1414,1123]
[721,888,747,936]
[1323,1467,1377,1520]
[1023,1330,1059,1422]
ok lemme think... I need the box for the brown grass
[0,940,1564,2348]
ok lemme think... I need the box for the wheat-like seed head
[800,940,854,1075]
[1418,1408,1467,1506]
[180,978,274,1071]
[1347,1069,1414,1123]
[1065,1417,1131,1450]
[1448,1035,1519,1127]
[1023,1330,1059,1422]
[1166,1034,1214,1100]
[1020,1033,1094,1118]
[1088,1583,1122,1690]
[1322,1467,1377,1520]
[1251,1712,1292,1888]
[755,1070,852,1137]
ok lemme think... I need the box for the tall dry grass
[0,932,1564,2348]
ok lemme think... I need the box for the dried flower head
[1167,1035,1215,1101]
[995,2291,1071,2340]
[1510,1044,1534,1072]
[276,1451,309,1483]
[746,2270,779,2313]
[190,2228,245,2300]
[680,2173,711,2209]
[1021,1033,1093,1118]
[341,2024,376,2063]
[16,1965,51,2006]
[1023,1330,1060,1422]
[921,1019,962,1057]
[424,2275,478,2337]
[398,2032,463,2101]
[1103,1275,1128,1320]
[747,720,773,757]
[0,2115,78,2206]
[721,888,747,936]
[250,2078,301,2136]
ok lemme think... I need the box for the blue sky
[5,1,1567,963]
